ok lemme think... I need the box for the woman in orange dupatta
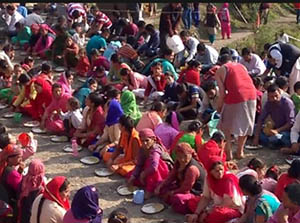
[104,115,141,177]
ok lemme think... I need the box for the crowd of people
[0,2,300,223]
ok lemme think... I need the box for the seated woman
[170,120,204,160]
[32,24,56,59]
[27,77,53,120]
[41,83,71,134]
[155,143,206,214]
[75,48,90,77]
[21,56,34,73]
[36,63,53,83]
[238,174,280,223]
[26,24,41,54]
[178,60,201,86]
[136,101,167,132]
[11,22,32,49]
[74,78,98,108]
[236,158,266,180]
[50,25,69,66]
[88,49,110,75]
[108,53,132,85]
[269,183,300,223]
[74,92,105,147]
[275,159,300,201]
[186,157,245,223]
[128,128,170,199]
[120,90,142,125]
[0,145,24,216]
[18,159,45,223]
[89,89,123,156]
[57,71,74,96]
[63,185,103,223]
[120,67,147,98]
[103,115,141,177]
[144,62,167,103]
[154,111,183,152]
[198,131,227,170]
[63,36,79,68]
[30,176,70,223]
[12,73,37,114]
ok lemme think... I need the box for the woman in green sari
[120,90,142,125]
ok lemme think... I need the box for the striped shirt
[67,3,86,21]
[94,11,112,29]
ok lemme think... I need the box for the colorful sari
[12,80,37,112]
[120,90,142,125]
[57,73,73,96]
[33,24,56,58]
[44,89,71,133]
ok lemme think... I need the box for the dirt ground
[0,6,295,223]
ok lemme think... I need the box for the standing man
[294,3,300,24]
[159,3,182,52]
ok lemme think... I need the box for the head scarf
[30,24,40,32]
[222,3,229,8]
[139,128,167,151]
[120,90,142,124]
[174,142,199,161]
[206,156,242,197]
[0,144,23,177]
[105,99,124,126]
[40,24,56,35]
[19,159,45,202]
[71,185,102,223]
[43,176,70,210]
[57,72,72,96]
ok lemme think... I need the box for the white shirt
[291,111,300,143]
[195,45,219,65]
[60,109,83,129]
[277,33,289,44]
[184,36,199,62]
[24,12,44,26]
[240,53,266,76]
[72,32,85,48]
[6,11,24,32]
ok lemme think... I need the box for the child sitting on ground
[72,23,85,49]
[21,56,34,73]
[75,48,90,77]
[236,157,266,180]
[59,97,83,138]
[261,165,280,193]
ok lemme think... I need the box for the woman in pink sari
[32,24,56,58]
[57,71,74,96]
[128,128,170,199]
[41,83,71,134]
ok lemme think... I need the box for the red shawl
[206,156,242,197]
[43,176,70,210]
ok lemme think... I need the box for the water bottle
[133,190,144,204]
[71,138,78,157]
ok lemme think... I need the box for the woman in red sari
[74,92,105,147]
[25,78,53,121]
[186,157,245,223]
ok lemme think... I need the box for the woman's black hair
[202,81,216,92]
[24,56,34,64]
[251,76,263,89]
[275,76,288,90]
[111,53,120,63]
[0,133,10,149]
[187,60,201,68]
[119,115,134,133]
[88,78,97,86]
[108,208,130,223]
[239,174,262,196]
[176,83,188,95]
[90,48,100,57]
[0,123,6,135]
[210,161,223,171]
[211,131,225,143]
[41,63,51,74]
[288,159,300,179]
[265,165,280,181]
[247,158,265,170]
[64,70,73,79]
[294,81,300,93]
[165,112,183,126]
[88,92,105,107]
[18,73,31,84]
[0,59,9,70]
[188,120,203,132]
[120,68,131,76]
[52,83,62,91]
[107,88,121,99]
[3,44,14,53]
[151,101,166,112]
[95,66,105,73]
[59,178,70,192]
